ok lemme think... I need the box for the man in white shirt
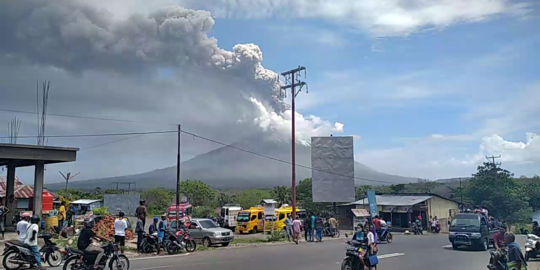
[16,213,31,243]
[25,215,43,269]
[114,212,128,253]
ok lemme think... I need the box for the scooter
[525,234,540,261]
[341,233,376,270]
[412,223,423,235]
[378,227,393,243]
[2,234,64,270]
[488,249,508,270]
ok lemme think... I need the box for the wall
[427,196,459,232]
[103,194,140,216]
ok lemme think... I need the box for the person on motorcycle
[506,232,528,270]
[489,225,507,269]
[379,218,388,241]
[351,224,368,269]
[149,217,159,235]
[16,212,31,244]
[24,215,42,269]
[78,217,109,269]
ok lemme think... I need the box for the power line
[0,130,176,139]
[80,135,145,151]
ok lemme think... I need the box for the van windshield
[168,211,184,217]
[237,212,250,221]
[451,216,480,228]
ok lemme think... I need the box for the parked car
[170,218,234,247]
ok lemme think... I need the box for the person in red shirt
[489,226,507,269]
[373,216,381,230]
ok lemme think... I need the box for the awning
[351,209,370,217]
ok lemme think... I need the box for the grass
[230,238,269,244]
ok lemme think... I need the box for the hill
[45,135,420,190]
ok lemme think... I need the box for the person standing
[0,201,10,240]
[136,200,147,230]
[136,214,144,253]
[311,214,316,241]
[314,215,324,242]
[292,216,302,244]
[367,224,378,270]
[25,215,43,269]
[114,212,128,253]
[158,215,167,245]
[284,214,293,242]
[17,213,31,243]
[329,216,338,236]
[304,215,313,242]
[58,201,66,232]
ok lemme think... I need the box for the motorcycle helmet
[30,215,40,224]
[84,217,96,228]
[140,199,146,205]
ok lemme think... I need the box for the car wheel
[452,243,459,250]
[479,238,488,251]
[222,242,230,247]
[202,237,212,247]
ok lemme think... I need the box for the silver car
[189,218,234,247]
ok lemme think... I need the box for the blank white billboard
[311,136,355,203]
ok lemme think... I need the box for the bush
[92,206,109,215]
[193,206,215,218]
[266,230,286,242]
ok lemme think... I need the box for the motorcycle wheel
[387,233,393,243]
[46,249,64,267]
[525,251,530,261]
[340,258,353,270]
[109,254,130,270]
[185,240,196,252]
[166,243,180,255]
[63,256,81,270]
[334,230,341,238]
[2,251,23,270]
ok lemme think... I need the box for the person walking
[284,214,293,242]
[136,199,147,230]
[17,213,31,244]
[25,215,43,269]
[304,215,313,242]
[0,201,10,240]
[136,214,144,253]
[314,215,324,242]
[114,212,128,253]
[58,201,66,233]
[329,216,338,236]
[292,216,302,244]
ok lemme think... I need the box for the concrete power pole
[280,66,308,219]
[485,155,501,181]
[59,171,80,193]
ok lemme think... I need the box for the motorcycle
[341,233,375,270]
[323,226,341,238]
[412,223,423,235]
[163,229,196,254]
[525,234,540,261]
[2,233,64,270]
[140,233,161,254]
[63,241,129,270]
[378,227,393,243]
[488,249,508,270]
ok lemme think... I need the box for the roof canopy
[343,195,433,206]
[71,199,101,205]
[351,209,370,217]
[0,143,78,168]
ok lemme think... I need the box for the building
[338,193,459,230]
[0,176,55,222]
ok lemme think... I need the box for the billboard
[103,193,141,216]
[366,189,378,217]
[311,136,355,202]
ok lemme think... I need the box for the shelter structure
[339,193,459,231]
[0,143,78,225]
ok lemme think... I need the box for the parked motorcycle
[163,229,196,254]
[525,234,540,261]
[378,227,393,243]
[323,227,341,238]
[2,234,64,270]
[63,241,129,270]
[341,233,375,270]
[140,233,161,254]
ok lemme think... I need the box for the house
[338,193,459,231]
[0,176,54,213]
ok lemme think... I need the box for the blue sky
[1,0,539,183]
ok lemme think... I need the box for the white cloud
[250,97,345,145]
[463,133,540,164]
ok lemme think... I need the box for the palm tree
[272,186,291,206]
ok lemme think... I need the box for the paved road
[10,234,535,270]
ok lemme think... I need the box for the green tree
[272,186,291,206]
[390,184,405,193]
[141,188,175,216]
[180,180,215,207]
[236,189,271,209]
[355,185,372,200]
[192,206,215,218]
[466,163,532,224]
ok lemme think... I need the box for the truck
[167,202,193,223]
[448,213,498,251]
[220,204,243,229]
[236,207,264,234]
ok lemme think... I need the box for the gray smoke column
[0,0,284,111]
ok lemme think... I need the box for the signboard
[396,207,410,213]
[311,136,355,202]
[366,190,378,217]
[382,206,394,213]
[264,204,275,216]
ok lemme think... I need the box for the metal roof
[345,195,433,206]
[260,199,278,204]
[71,199,101,204]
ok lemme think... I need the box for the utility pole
[280,66,307,219]
[459,177,463,205]
[176,124,181,229]
[59,171,80,192]
[486,155,501,167]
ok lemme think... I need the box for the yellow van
[265,205,307,231]
[236,207,264,234]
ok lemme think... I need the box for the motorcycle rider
[379,218,388,241]
[24,215,43,269]
[489,225,507,270]
[16,212,31,244]
[78,217,109,269]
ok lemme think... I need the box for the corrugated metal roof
[0,176,24,192]
[14,185,34,199]
[351,209,370,217]
[345,195,433,206]
[71,199,101,204]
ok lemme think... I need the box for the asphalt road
[9,234,535,270]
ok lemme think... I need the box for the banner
[366,190,378,217]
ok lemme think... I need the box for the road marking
[378,253,405,259]
[131,253,190,261]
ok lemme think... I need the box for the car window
[199,220,220,229]
[279,213,285,220]
[189,221,198,229]
[258,212,263,220]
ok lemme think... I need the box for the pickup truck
[448,213,498,251]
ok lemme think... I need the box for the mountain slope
[45,136,419,190]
